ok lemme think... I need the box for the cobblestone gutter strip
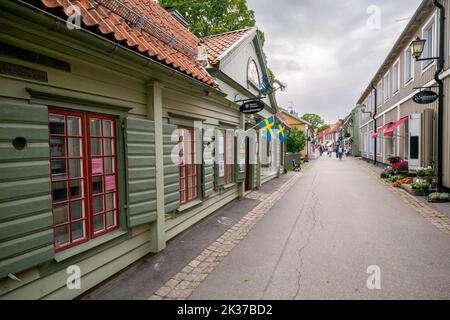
[149,172,304,300]
[358,160,450,235]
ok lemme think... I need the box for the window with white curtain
[393,62,400,94]
[383,73,390,102]
[405,47,414,83]
[422,20,435,69]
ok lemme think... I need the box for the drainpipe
[433,0,445,190]
[372,83,378,166]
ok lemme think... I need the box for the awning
[384,117,408,136]
[372,124,390,138]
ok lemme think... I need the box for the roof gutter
[1,0,224,96]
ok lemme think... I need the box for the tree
[301,114,325,134]
[287,128,306,153]
[317,124,329,134]
[159,0,257,38]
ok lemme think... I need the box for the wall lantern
[410,37,426,60]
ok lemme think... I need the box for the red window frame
[48,110,120,252]
[87,114,120,239]
[178,127,199,205]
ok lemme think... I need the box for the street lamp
[410,37,426,60]
[358,104,372,117]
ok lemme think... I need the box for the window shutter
[422,109,434,168]
[409,113,421,169]
[235,130,246,183]
[163,123,180,213]
[0,103,54,279]
[214,129,225,188]
[125,118,157,227]
[202,128,214,198]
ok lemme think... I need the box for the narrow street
[188,156,450,300]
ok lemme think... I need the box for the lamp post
[409,0,445,190]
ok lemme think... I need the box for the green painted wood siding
[202,129,214,198]
[125,118,157,227]
[0,103,54,279]
[163,123,180,213]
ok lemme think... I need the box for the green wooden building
[0,0,283,299]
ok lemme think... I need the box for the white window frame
[392,59,400,96]
[377,81,382,107]
[383,72,390,102]
[404,45,415,86]
[376,126,383,156]
[421,13,437,73]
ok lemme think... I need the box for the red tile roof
[203,28,254,66]
[38,0,215,86]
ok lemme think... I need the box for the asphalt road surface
[190,156,450,300]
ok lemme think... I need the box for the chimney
[197,40,208,67]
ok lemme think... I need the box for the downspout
[433,0,445,190]
[372,83,378,165]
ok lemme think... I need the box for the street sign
[240,100,265,114]
[413,90,438,104]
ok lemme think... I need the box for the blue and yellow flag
[259,116,276,141]
[278,123,286,142]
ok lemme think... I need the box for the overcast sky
[247,0,422,123]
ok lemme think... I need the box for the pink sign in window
[92,158,103,174]
[105,175,115,191]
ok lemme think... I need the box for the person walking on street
[328,145,333,157]
[338,145,344,161]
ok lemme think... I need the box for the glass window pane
[68,138,82,157]
[50,137,66,157]
[54,224,70,247]
[94,214,104,232]
[93,195,104,213]
[71,200,84,220]
[49,115,65,135]
[51,160,67,180]
[104,157,114,174]
[90,119,101,137]
[90,138,102,156]
[72,221,85,241]
[106,193,115,211]
[70,180,83,199]
[103,120,113,137]
[103,139,114,156]
[53,202,69,225]
[106,211,115,228]
[52,181,68,203]
[69,159,82,178]
[92,176,104,194]
[68,117,81,136]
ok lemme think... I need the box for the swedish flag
[278,123,286,142]
[259,116,276,141]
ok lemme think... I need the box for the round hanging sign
[413,90,438,104]
[240,100,265,114]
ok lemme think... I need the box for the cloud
[248,0,422,123]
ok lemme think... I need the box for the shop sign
[413,90,438,104]
[240,100,265,114]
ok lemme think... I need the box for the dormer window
[248,59,260,88]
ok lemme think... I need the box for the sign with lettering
[240,100,265,114]
[413,90,438,104]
